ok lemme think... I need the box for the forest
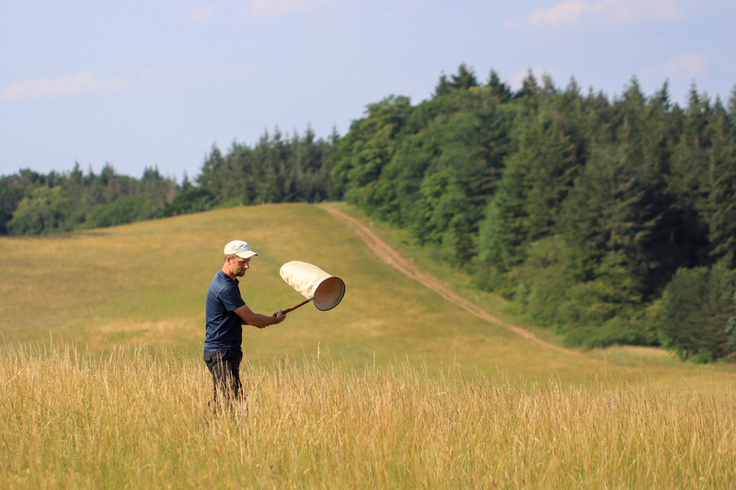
[2,65,735,362]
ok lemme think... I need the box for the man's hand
[256,310,285,329]
[235,305,286,329]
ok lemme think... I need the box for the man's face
[229,256,251,277]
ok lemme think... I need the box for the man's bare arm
[234,304,285,329]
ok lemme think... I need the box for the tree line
[2,65,735,362]
[0,127,337,235]
[0,164,177,235]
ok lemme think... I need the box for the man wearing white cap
[203,240,286,408]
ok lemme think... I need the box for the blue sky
[1,0,734,181]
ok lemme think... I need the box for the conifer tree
[487,70,512,102]
[478,113,577,271]
[449,63,479,90]
[562,114,663,297]
[515,70,540,100]
[434,72,452,97]
[702,101,736,267]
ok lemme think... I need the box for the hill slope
[1,203,733,390]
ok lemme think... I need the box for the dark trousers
[203,349,243,405]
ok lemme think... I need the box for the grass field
[2,343,734,489]
[1,203,736,487]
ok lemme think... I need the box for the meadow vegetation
[2,343,734,489]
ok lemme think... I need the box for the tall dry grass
[1,343,734,489]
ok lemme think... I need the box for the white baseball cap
[224,240,258,259]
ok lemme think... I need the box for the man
[204,240,286,407]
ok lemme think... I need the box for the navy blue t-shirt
[204,270,246,352]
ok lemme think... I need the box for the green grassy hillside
[1,203,733,391]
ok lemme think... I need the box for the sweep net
[279,261,345,311]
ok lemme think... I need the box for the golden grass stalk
[1,343,734,489]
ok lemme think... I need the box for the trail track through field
[326,207,587,358]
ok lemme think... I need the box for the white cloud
[637,52,708,89]
[241,0,341,18]
[529,0,589,26]
[636,0,681,20]
[642,51,708,80]
[1,71,148,102]
[661,52,708,78]
[181,5,217,24]
[527,0,681,26]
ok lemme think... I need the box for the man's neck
[222,264,237,281]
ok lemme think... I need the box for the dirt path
[325,207,586,358]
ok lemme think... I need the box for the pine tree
[702,101,736,267]
[434,72,452,97]
[197,144,225,191]
[487,70,512,103]
[515,70,540,100]
[562,113,664,297]
[478,114,577,270]
[540,73,557,99]
[449,63,479,90]
[654,80,671,110]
